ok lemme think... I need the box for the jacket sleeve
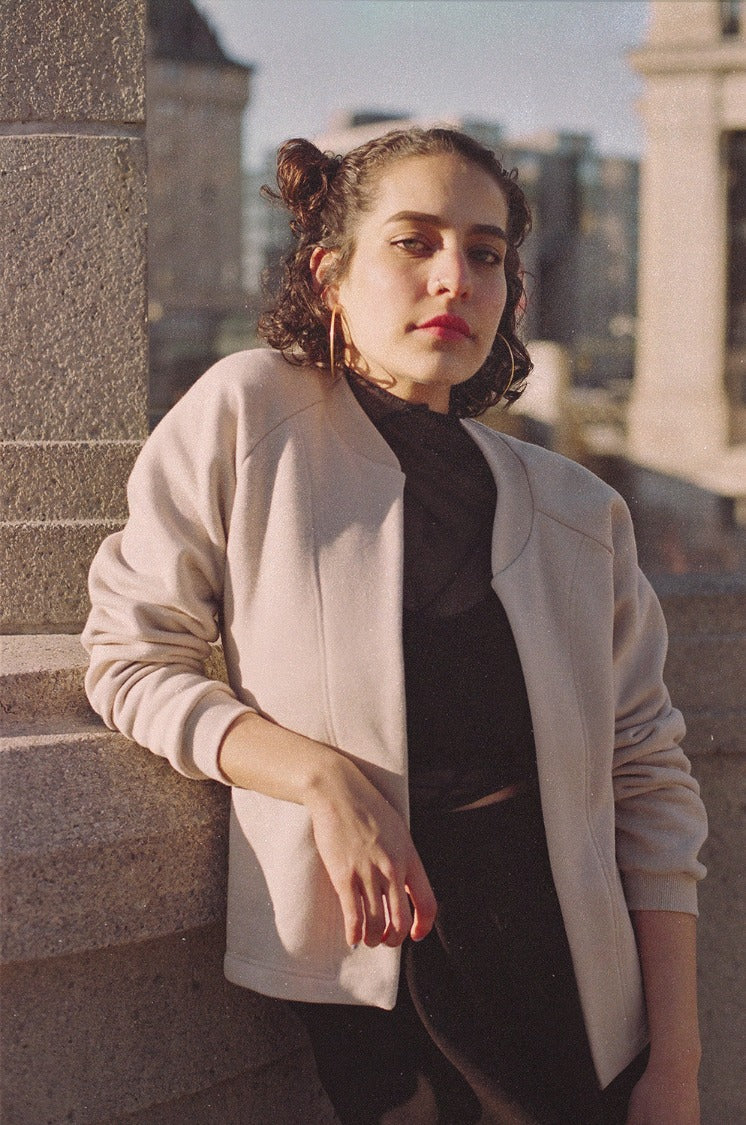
[81,374,253,783]
[610,499,707,915]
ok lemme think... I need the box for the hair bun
[274,138,341,236]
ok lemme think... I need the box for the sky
[192,0,650,168]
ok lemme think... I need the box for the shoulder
[146,349,329,457]
[468,423,629,551]
[173,348,326,419]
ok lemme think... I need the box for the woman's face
[327,152,510,413]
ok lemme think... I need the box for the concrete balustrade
[0,636,336,1124]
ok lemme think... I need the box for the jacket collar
[461,421,534,575]
[326,374,534,574]
[326,374,403,472]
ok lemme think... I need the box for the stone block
[0,923,329,1125]
[0,519,121,632]
[0,727,230,961]
[1,135,147,443]
[0,440,139,521]
[0,633,93,731]
[664,632,746,711]
[0,0,145,123]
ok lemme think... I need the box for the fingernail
[349,943,359,951]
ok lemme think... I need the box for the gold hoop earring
[329,304,347,379]
[494,331,515,389]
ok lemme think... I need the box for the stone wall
[657,577,746,1123]
[1,0,148,634]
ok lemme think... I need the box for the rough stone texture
[109,1050,338,1125]
[1,440,138,521]
[0,923,334,1125]
[0,730,230,962]
[0,519,124,633]
[692,753,746,1125]
[0,0,145,124]
[0,637,337,1124]
[0,634,226,732]
[659,583,746,758]
[2,135,148,442]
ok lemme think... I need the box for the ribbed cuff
[183,687,257,784]
[622,871,699,917]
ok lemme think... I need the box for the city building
[626,0,746,503]
[146,0,252,425]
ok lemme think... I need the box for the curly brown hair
[258,126,533,417]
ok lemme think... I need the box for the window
[721,0,741,36]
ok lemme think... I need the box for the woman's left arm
[626,910,701,1124]
[606,499,707,1123]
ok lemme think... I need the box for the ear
[310,246,339,308]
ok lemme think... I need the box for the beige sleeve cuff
[622,871,700,917]
[182,689,257,784]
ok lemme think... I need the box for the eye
[469,244,504,266]
[391,236,432,256]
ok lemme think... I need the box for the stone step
[1,725,229,963]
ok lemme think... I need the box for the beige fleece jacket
[82,349,707,1088]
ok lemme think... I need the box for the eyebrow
[384,210,509,242]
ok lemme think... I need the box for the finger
[405,857,438,941]
[382,878,413,947]
[359,877,388,947]
[336,880,364,948]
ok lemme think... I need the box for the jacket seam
[236,394,327,472]
[298,426,340,749]
[569,538,636,1028]
[485,428,616,555]
[535,505,614,555]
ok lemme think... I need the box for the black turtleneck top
[347,372,538,813]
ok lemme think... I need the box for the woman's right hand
[218,712,437,950]
[305,754,437,949]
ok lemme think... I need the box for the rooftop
[147,0,252,71]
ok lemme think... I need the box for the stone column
[626,0,733,475]
[0,4,333,1121]
[1,1,148,633]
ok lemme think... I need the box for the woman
[83,128,707,1124]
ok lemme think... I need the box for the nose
[428,248,472,299]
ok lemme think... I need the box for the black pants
[293,791,648,1124]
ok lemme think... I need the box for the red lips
[417,314,472,339]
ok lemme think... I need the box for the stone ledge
[0,922,329,1125]
[1,727,229,962]
[0,634,226,729]
[108,1047,337,1125]
[681,710,746,759]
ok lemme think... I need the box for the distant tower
[146,0,252,425]
[627,0,746,492]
